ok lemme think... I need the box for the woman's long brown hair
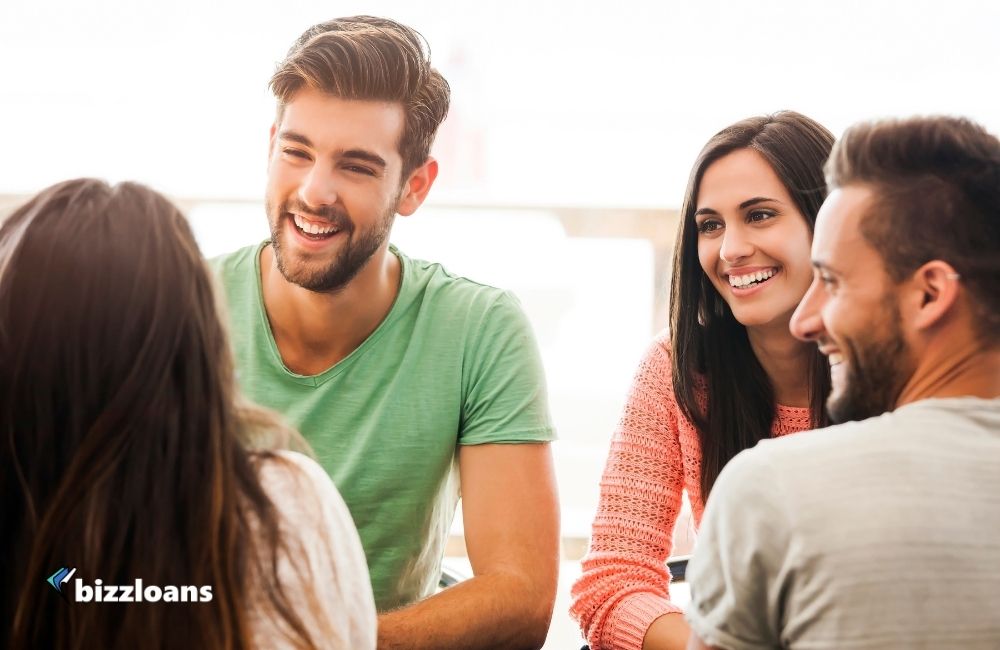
[1,179,316,649]
[669,112,834,499]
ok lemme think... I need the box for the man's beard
[827,297,914,424]
[268,198,395,293]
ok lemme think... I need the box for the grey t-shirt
[686,397,1000,650]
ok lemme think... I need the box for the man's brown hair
[270,15,451,178]
[826,116,1000,343]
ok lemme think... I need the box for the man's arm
[377,442,560,649]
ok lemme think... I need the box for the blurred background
[2,0,998,645]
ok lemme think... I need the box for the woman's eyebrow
[739,196,783,209]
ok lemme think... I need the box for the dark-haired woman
[570,112,834,650]
[1,179,375,649]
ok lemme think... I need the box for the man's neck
[897,335,1000,406]
[259,243,402,375]
[746,320,814,408]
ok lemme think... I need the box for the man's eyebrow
[739,196,783,209]
[276,133,388,169]
[812,259,841,275]
[277,130,313,147]
[339,149,387,169]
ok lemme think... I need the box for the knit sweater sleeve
[569,335,687,650]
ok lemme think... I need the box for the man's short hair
[270,16,451,178]
[826,116,1000,343]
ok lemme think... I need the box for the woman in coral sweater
[570,112,834,650]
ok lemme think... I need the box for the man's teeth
[828,352,844,366]
[728,268,777,287]
[293,213,340,235]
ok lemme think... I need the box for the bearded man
[213,16,558,649]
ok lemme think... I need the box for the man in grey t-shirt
[686,116,1000,650]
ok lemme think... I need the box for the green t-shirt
[212,242,556,610]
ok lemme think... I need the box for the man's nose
[790,278,826,342]
[298,166,338,208]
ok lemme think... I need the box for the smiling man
[684,116,1000,649]
[213,16,558,649]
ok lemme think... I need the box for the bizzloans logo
[46,567,213,603]
[46,567,76,594]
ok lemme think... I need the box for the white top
[250,450,377,649]
[686,397,1000,650]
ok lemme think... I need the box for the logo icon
[46,567,76,594]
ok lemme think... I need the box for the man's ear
[908,260,962,331]
[397,157,439,217]
[267,123,277,164]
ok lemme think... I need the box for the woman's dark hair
[669,111,834,499]
[1,179,316,648]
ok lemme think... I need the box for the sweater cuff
[606,592,684,650]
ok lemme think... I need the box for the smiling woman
[570,112,834,650]
[693,147,815,330]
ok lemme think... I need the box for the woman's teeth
[728,268,777,288]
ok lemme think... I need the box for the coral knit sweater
[570,333,813,650]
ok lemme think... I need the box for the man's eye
[344,164,376,176]
[820,274,837,291]
[282,148,310,160]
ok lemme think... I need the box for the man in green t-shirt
[212,15,559,649]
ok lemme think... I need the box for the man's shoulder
[757,416,877,456]
[210,242,263,285]
[397,247,522,317]
[711,417,880,504]
[724,397,1000,506]
[756,396,1000,463]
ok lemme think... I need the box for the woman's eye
[697,220,722,234]
[747,210,775,223]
